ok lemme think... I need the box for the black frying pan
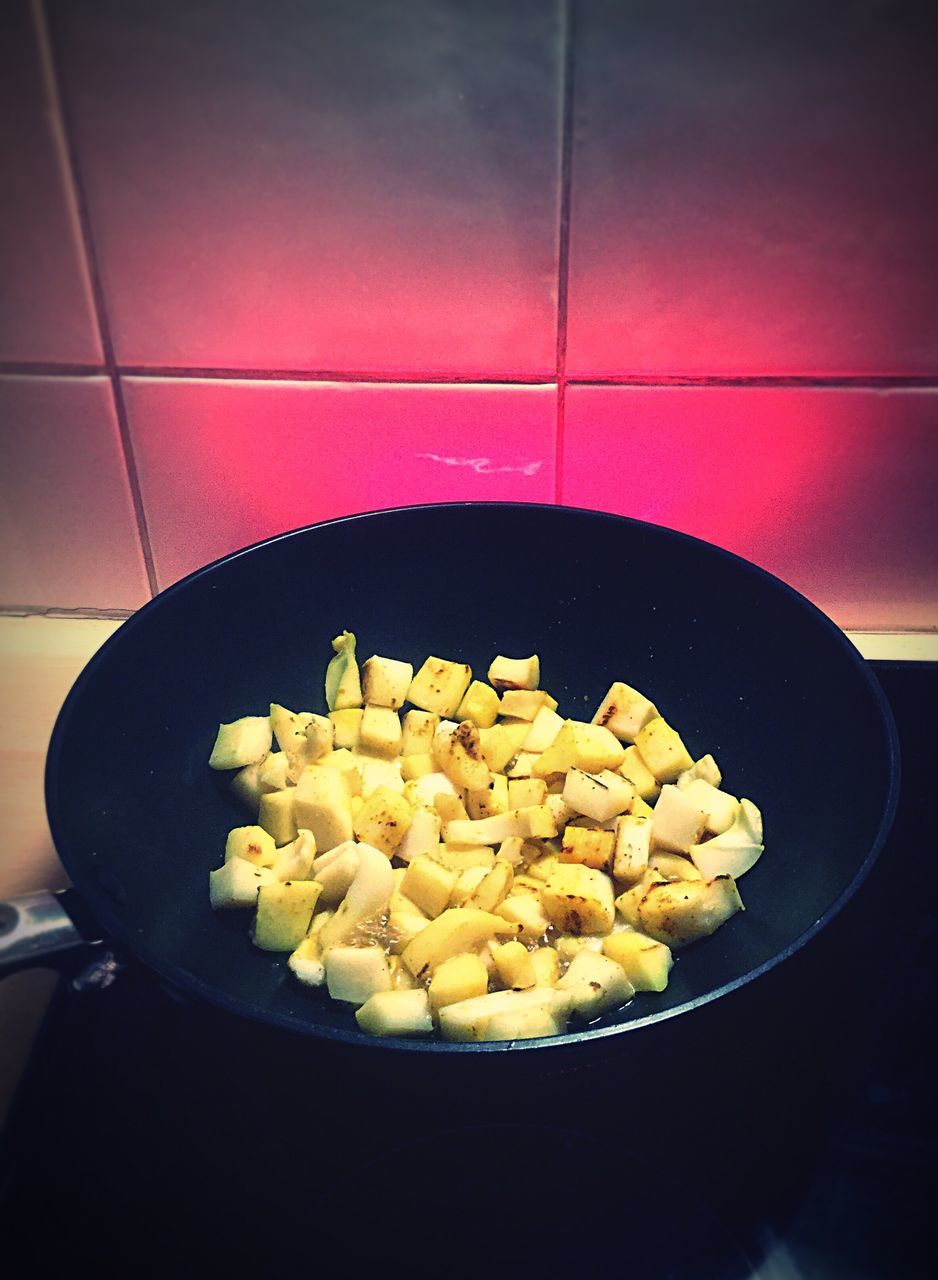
[7,503,900,1054]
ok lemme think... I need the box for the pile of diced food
[207,632,764,1042]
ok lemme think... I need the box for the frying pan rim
[44,500,901,1053]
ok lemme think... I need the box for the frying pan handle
[0,890,100,976]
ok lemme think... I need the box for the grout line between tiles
[115,367,558,386]
[33,0,159,599]
[554,0,577,506]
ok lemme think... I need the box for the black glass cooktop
[1,663,935,1279]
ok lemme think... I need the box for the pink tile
[0,377,149,609]
[122,378,557,587]
[0,2,101,364]
[51,0,562,376]
[562,385,938,631]
[567,0,938,376]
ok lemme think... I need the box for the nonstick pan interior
[45,503,899,1051]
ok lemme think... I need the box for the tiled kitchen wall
[1,0,936,630]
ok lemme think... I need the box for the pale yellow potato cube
[532,720,626,778]
[650,784,707,854]
[225,825,277,868]
[602,932,673,992]
[478,722,530,772]
[397,807,442,863]
[258,750,290,791]
[328,708,363,750]
[437,987,565,1042]
[432,845,496,872]
[648,851,703,881]
[362,655,414,710]
[496,836,526,866]
[637,876,744,947]
[252,880,322,951]
[556,949,634,1018]
[504,752,540,778]
[356,989,434,1037]
[449,865,491,907]
[466,860,514,913]
[401,856,459,919]
[523,706,565,753]
[401,710,440,755]
[618,746,661,801]
[359,705,403,757]
[428,952,489,1011]
[408,657,473,718]
[487,655,540,691]
[559,825,615,873]
[325,946,393,1005]
[294,769,353,852]
[508,778,547,809]
[208,716,272,770]
[591,681,658,743]
[352,785,412,857]
[456,680,501,728]
[466,774,509,820]
[541,864,615,935]
[433,720,490,791]
[634,717,694,783]
[492,939,537,990]
[612,813,652,883]
[401,752,435,781]
[529,945,561,987]
[209,857,277,910]
[258,789,298,845]
[563,768,634,823]
[388,910,431,954]
[495,893,550,943]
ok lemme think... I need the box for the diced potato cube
[556,949,634,1018]
[356,989,434,1037]
[401,710,440,755]
[495,893,550,943]
[689,799,764,881]
[524,852,558,883]
[532,721,626,778]
[258,789,298,845]
[397,806,442,863]
[632,795,654,819]
[542,864,615,935]
[356,756,405,797]
[559,825,615,873]
[602,932,673,992]
[504,751,540,778]
[456,681,501,729]
[529,945,561,987]
[554,934,603,964]
[433,720,490,791]
[209,857,277,909]
[401,856,459,919]
[390,866,428,918]
[648,851,703,881]
[496,836,526,866]
[483,1006,564,1041]
[466,774,509,820]
[258,750,291,791]
[428,952,489,1011]
[252,881,322,951]
[650,784,707,854]
[401,752,435,781]
[225,825,277,868]
[562,768,634,823]
[405,770,459,810]
[523,706,565,754]
[269,702,313,758]
[466,860,514,913]
[508,778,547,809]
[359,706,403,757]
[431,844,496,872]
[362,655,414,710]
[492,939,537,990]
[294,769,353,852]
[433,791,469,824]
[401,908,519,980]
[635,717,695,783]
[614,870,665,928]
[449,864,491,907]
[353,785,412,857]
[408,657,473,718]
[487,655,540,691]
[498,689,558,720]
[680,778,740,835]
[591,681,658,743]
[437,987,566,1042]
[208,716,273,770]
[478,722,530,773]
[612,813,652,883]
[328,708,363,750]
[618,746,661,801]
[637,876,744,947]
[315,750,362,783]
[325,945,392,1005]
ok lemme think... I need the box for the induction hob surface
[2,663,935,1279]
